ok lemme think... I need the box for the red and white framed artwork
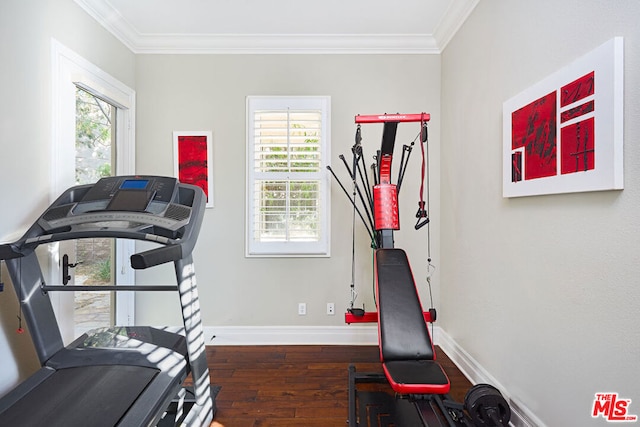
[503,38,624,198]
[173,131,214,208]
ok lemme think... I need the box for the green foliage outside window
[75,88,113,185]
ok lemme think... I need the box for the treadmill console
[1,175,205,268]
[80,176,177,205]
[36,176,195,235]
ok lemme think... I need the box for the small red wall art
[174,131,213,207]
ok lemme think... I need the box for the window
[246,96,331,256]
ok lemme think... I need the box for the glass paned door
[72,87,116,336]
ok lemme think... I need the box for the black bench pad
[376,248,451,395]
[382,360,450,394]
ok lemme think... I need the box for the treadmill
[0,175,215,426]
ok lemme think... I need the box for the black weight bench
[348,248,455,426]
[349,249,512,426]
[376,248,450,395]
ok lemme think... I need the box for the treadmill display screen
[121,179,149,190]
[106,190,154,212]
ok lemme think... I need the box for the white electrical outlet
[327,303,335,315]
[298,302,307,315]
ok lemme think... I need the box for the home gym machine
[329,114,511,426]
[0,175,216,426]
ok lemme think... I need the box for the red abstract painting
[177,135,209,200]
[503,38,623,198]
[510,72,597,183]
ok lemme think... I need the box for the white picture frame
[503,37,623,198]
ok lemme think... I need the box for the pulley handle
[415,201,429,230]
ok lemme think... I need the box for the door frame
[51,40,136,337]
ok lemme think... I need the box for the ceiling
[74,0,479,54]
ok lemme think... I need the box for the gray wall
[133,54,442,327]
[3,1,638,425]
[440,1,640,425]
[0,0,135,394]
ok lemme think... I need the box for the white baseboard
[436,329,546,427]
[203,324,448,347]
[203,325,378,346]
[201,324,543,426]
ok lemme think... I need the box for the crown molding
[74,0,139,52]
[75,0,477,54]
[433,0,480,50]
[129,33,440,55]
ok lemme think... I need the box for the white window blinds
[247,97,330,256]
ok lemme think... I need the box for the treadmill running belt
[0,365,159,427]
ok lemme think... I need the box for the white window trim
[51,39,136,328]
[246,96,331,257]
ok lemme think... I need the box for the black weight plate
[464,384,511,426]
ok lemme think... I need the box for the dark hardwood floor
[205,345,472,427]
